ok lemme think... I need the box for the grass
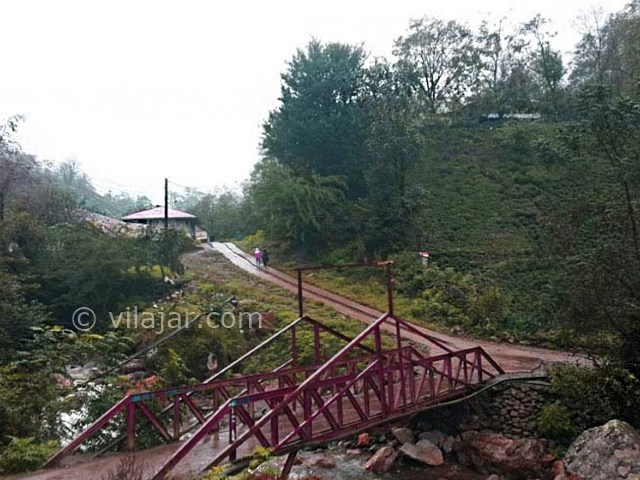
[179,248,401,373]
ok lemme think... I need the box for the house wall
[147,219,195,238]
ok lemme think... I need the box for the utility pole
[164,178,169,230]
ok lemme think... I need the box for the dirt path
[211,242,587,373]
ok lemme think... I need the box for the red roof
[122,207,196,221]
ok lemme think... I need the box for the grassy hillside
[290,120,601,343]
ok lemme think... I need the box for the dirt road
[211,242,587,373]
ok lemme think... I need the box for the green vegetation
[0,437,58,474]
[0,122,205,470]
[240,0,640,432]
[536,404,576,442]
[2,0,640,474]
[549,363,640,431]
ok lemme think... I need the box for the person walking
[254,247,262,267]
[262,249,270,269]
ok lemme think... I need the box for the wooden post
[164,178,169,230]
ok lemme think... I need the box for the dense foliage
[2,0,640,471]
[246,1,640,428]
[0,123,201,470]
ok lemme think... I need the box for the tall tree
[262,40,369,196]
[393,17,474,113]
[551,85,640,370]
[363,61,424,252]
[470,19,538,114]
[190,189,246,241]
[521,15,565,115]
[571,1,640,96]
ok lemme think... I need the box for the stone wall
[412,380,554,439]
[463,381,552,437]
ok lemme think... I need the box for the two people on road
[254,247,270,268]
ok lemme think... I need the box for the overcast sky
[0,0,629,204]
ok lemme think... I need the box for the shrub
[536,404,575,442]
[549,363,640,429]
[0,437,57,474]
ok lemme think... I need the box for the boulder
[392,427,415,444]
[419,429,447,447]
[456,432,553,478]
[564,419,640,480]
[363,445,397,473]
[399,439,444,466]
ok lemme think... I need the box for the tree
[0,117,36,223]
[190,189,246,241]
[571,2,640,97]
[570,7,616,89]
[245,159,346,249]
[363,61,424,253]
[393,17,474,113]
[470,19,539,114]
[262,40,369,196]
[551,85,640,371]
[521,15,565,115]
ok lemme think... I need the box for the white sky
[0,0,629,204]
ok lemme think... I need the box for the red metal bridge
[43,263,504,479]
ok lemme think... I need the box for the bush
[536,404,575,442]
[0,437,57,474]
[549,363,640,430]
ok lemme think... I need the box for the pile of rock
[363,426,454,473]
[362,425,557,478]
[81,210,146,238]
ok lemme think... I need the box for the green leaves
[262,40,369,196]
[0,437,58,474]
[246,159,346,249]
[394,17,474,113]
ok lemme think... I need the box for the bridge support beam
[127,403,136,451]
[279,451,297,480]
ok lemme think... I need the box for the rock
[357,432,371,447]
[549,460,565,479]
[363,445,397,473]
[486,475,502,480]
[305,452,336,469]
[345,448,361,456]
[419,430,447,447]
[392,427,415,444]
[456,431,553,477]
[442,435,456,454]
[564,419,640,480]
[400,439,444,466]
